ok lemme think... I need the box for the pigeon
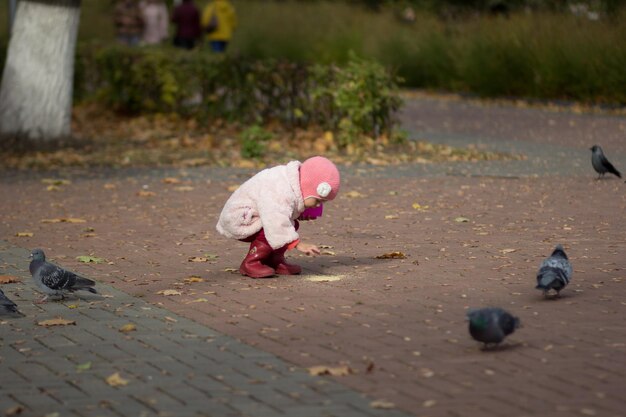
[29,249,98,303]
[467,307,520,348]
[590,145,622,179]
[0,288,24,317]
[536,244,572,298]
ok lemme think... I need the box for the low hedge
[74,45,402,148]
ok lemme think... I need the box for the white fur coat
[216,161,305,249]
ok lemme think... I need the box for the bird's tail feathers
[536,271,557,290]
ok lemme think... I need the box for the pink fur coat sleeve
[216,161,305,249]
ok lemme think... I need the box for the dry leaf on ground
[136,190,156,197]
[307,365,353,376]
[370,400,395,409]
[38,318,76,327]
[157,289,182,296]
[162,177,181,184]
[306,275,343,282]
[455,216,470,223]
[0,275,20,284]
[344,190,366,198]
[105,372,129,387]
[184,276,205,283]
[500,248,518,254]
[15,232,33,237]
[76,255,106,264]
[119,323,137,333]
[41,218,86,223]
[375,251,407,259]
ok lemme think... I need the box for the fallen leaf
[375,251,406,259]
[307,365,352,376]
[500,248,518,254]
[184,276,205,283]
[385,214,399,219]
[41,218,86,223]
[105,372,129,387]
[157,289,182,296]
[321,250,336,255]
[423,400,437,408]
[76,255,106,264]
[38,318,76,327]
[412,203,429,211]
[164,316,178,323]
[370,400,395,409]
[223,268,238,273]
[104,183,116,190]
[186,298,209,304]
[136,190,156,197]
[119,323,137,333]
[41,178,71,186]
[76,362,92,372]
[227,184,239,192]
[454,216,470,223]
[0,275,20,284]
[188,256,213,262]
[306,275,343,282]
[319,245,334,249]
[175,186,194,192]
[4,405,24,416]
[345,190,366,198]
[161,177,181,184]
[15,232,33,237]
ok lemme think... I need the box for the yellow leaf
[38,318,76,327]
[136,190,156,197]
[306,275,343,282]
[385,215,399,220]
[370,400,395,409]
[41,178,71,186]
[188,257,210,262]
[0,275,20,284]
[157,289,182,296]
[412,203,429,211]
[500,248,518,254]
[41,218,86,223]
[185,298,209,304]
[455,217,470,223]
[175,186,194,192]
[227,184,240,192]
[307,365,352,376]
[345,190,366,198]
[119,323,137,333]
[184,276,205,283]
[105,372,129,387]
[161,177,181,184]
[103,183,117,190]
[15,232,34,237]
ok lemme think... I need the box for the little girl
[216,156,341,278]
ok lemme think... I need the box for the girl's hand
[296,242,320,256]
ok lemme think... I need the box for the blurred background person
[171,0,201,49]
[139,0,169,45]
[201,0,237,53]
[113,0,144,46]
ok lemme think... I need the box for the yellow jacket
[202,0,237,41]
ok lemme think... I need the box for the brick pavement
[1,96,626,417]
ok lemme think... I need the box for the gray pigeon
[536,244,572,298]
[29,249,98,303]
[467,307,520,348]
[590,145,622,179]
[0,288,24,317]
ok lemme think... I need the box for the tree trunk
[0,0,80,143]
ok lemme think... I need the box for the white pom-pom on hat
[317,182,332,198]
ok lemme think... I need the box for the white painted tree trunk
[0,0,80,142]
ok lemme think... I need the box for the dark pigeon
[29,249,98,303]
[0,288,24,317]
[536,244,572,298]
[590,145,622,179]
[467,307,520,348]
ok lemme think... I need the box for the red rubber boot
[239,237,276,278]
[267,245,302,275]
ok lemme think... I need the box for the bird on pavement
[467,307,520,348]
[536,244,572,298]
[0,288,24,317]
[590,145,622,179]
[29,249,98,303]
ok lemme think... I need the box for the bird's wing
[39,262,77,290]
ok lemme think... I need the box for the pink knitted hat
[299,156,341,201]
